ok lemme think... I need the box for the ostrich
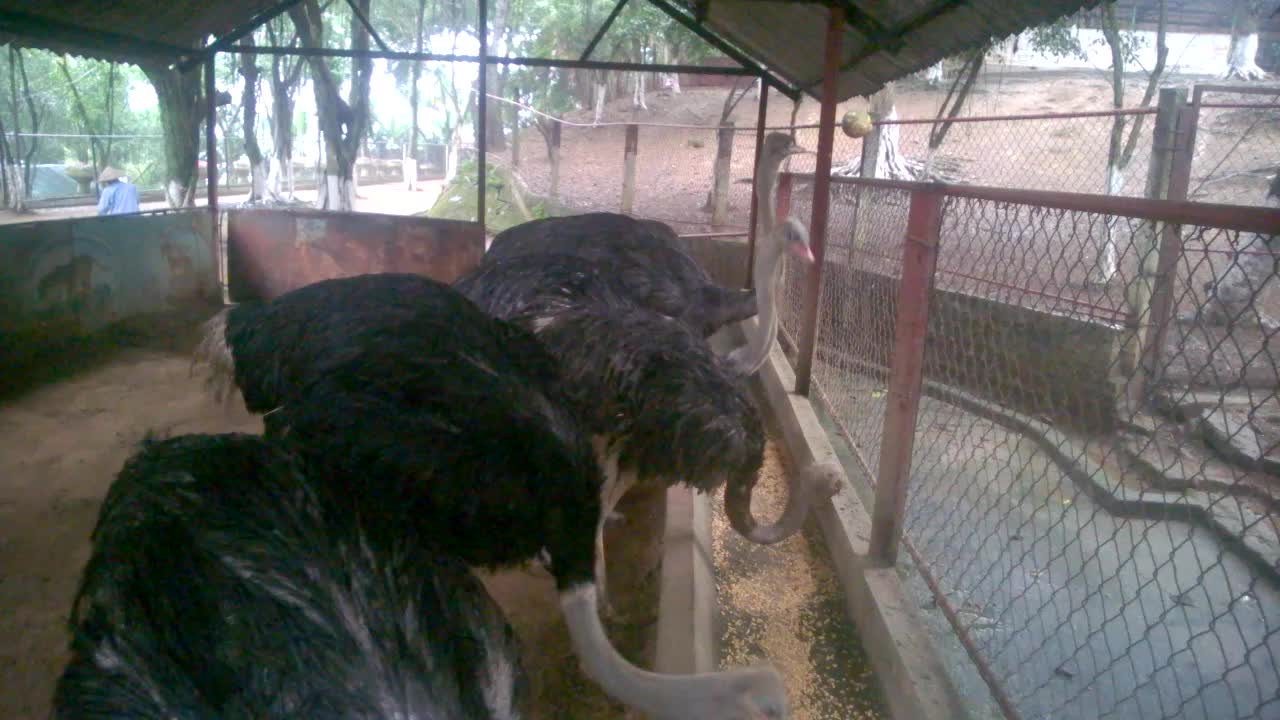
[56,432,528,720]
[484,132,813,374]
[192,274,788,720]
[454,254,841,608]
[726,132,816,375]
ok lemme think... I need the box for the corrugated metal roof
[0,1,289,64]
[0,0,1106,95]
[674,0,1109,100]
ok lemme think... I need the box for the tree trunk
[239,48,265,202]
[593,71,608,125]
[1093,0,1168,284]
[141,61,202,208]
[406,0,427,190]
[290,0,372,211]
[924,61,944,86]
[711,124,733,224]
[1224,0,1267,80]
[869,84,911,180]
[631,72,648,110]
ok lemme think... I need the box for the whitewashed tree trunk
[875,105,912,180]
[316,173,356,211]
[250,163,267,202]
[753,77,762,100]
[166,180,188,209]
[1092,164,1126,284]
[593,75,607,125]
[925,61,945,86]
[5,164,26,212]
[663,72,681,94]
[1224,32,1268,80]
[631,73,648,110]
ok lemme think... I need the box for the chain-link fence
[782,171,1280,720]
[1185,86,1280,208]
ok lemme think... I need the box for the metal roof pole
[205,54,219,213]
[477,0,488,231]
[581,0,630,61]
[745,78,768,289]
[793,4,842,396]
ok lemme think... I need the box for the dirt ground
[0,308,652,720]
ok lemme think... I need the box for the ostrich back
[58,433,528,720]
[456,254,765,494]
[485,213,756,337]
[221,273,602,583]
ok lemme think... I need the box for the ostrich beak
[789,241,815,265]
[786,143,814,156]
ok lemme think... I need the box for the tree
[1224,0,1268,80]
[239,44,266,202]
[4,46,40,211]
[264,17,307,200]
[140,60,203,208]
[290,0,373,211]
[1093,0,1167,283]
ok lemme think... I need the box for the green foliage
[1026,17,1087,61]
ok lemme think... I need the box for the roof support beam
[0,9,196,60]
[178,0,307,71]
[232,44,765,77]
[344,0,390,53]
[646,0,800,101]
[581,0,630,61]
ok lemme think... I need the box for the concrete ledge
[741,320,969,720]
[655,484,716,675]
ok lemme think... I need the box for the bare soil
[0,309,650,720]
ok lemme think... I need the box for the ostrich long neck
[560,584,782,719]
[727,154,788,375]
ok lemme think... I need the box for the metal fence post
[868,185,944,566]
[746,81,769,289]
[794,3,842,397]
[1121,87,1186,408]
[622,123,638,214]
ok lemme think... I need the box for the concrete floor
[815,362,1280,720]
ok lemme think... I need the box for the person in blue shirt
[96,166,140,215]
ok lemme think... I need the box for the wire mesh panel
[790,175,1280,719]
[1186,88,1280,207]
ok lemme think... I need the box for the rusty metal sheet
[0,210,217,342]
[226,209,484,302]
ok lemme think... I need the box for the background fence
[492,81,1276,243]
[779,170,1280,719]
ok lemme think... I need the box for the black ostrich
[56,433,528,720]
[191,274,788,720]
[454,254,840,607]
[484,132,814,374]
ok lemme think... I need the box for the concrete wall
[823,266,1121,432]
[0,209,218,345]
[227,209,485,302]
[678,235,750,289]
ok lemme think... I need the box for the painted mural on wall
[226,209,484,302]
[0,210,218,342]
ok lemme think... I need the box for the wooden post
[712,124,734,225]
[1138,88,1196,396]
[746,81,769,289]
[1122,87,1186,409]
[868,185,944,566]
[550,121,562,204]
[622,123,638,214]
[794,4,842,397]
